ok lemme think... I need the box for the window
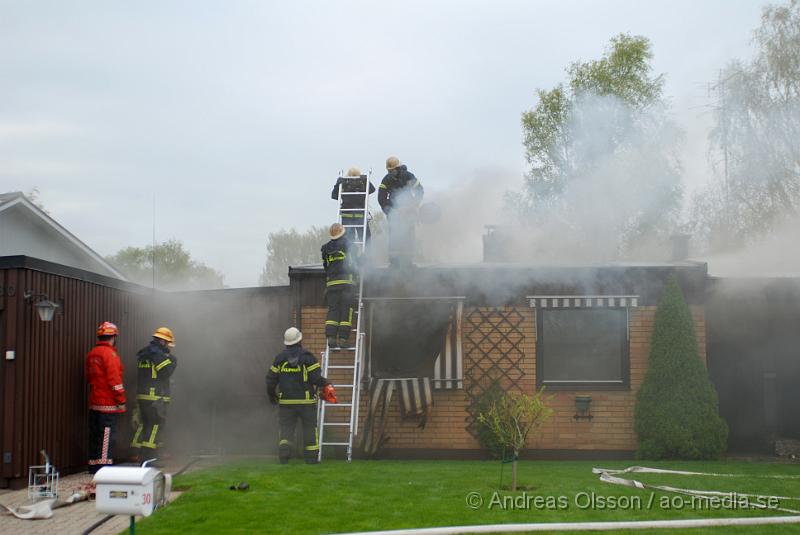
[536,308,629,388]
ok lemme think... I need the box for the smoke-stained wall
[151,286,291,455]
[707,277,800,453]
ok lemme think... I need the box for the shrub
[479,388,553,490]
[473,381,507,459]
[635,275,728,459]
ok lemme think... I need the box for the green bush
[635,275,728,459]
[473,381,507,459]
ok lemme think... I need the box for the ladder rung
[339,192,369,195]
[327,364,355,369]
[322,442,350,446]
[339,207,367,210]
[322,422,350,426]
[332,384,354,388]
[325,402,353,407]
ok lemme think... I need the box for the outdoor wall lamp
[23,292,62,322]
[574,395,593,421]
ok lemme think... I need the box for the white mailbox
[93,467,171,517]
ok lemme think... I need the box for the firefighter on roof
[331,166,375,243]
[321,222,358,349]
[86,321,126,473]
[378,156,424,267]
[266,327,331,464]
[130,327,178,458]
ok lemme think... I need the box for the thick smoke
[703,214,800,277]
[140,288,289,457]
[416,167,518,265]
[417,94,684,267]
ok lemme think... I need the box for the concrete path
[0,471,182,535]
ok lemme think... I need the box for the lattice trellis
[463,307,527,439]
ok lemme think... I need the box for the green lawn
[133,459,800,534]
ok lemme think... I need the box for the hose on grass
[593,465,800,515]
[81,514,114,535]
[333,516,800,534]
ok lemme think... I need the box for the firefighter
[130,327,178,459]
[331,167,375,243]
[86,321,126,473]
[266,327,330,464]
[378,156,424,267]
[321,222,358,349]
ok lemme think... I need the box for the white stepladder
[317,171,371,462]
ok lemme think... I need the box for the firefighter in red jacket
[85,321,126,473]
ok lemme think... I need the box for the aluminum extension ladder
[317,171,371,462]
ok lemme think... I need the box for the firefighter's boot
[279,440,291,464]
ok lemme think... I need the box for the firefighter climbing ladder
[317,171,371,462]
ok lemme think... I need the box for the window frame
[535,306,631,391]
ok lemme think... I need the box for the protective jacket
[331,176,376,212]
[86,341,126,413]
[321,236,356,287]
[266,345,328,405]
[135,341,178,402]
[378,165,424,214]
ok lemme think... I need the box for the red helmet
[96,321,119,337]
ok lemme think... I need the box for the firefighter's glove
[320,384,337,404]
[131,405,142,431]
[268,394,278,406]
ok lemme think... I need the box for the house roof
[0,191,127,280]
[289,260,709,307]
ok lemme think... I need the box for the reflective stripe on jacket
[86,341,126,413]
[266,345,328,405]
[377,165,424,214]
[321,236,356,287]
[135,341,178,402]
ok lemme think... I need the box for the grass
[133,458,800,534]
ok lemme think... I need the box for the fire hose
[333,466,800,534]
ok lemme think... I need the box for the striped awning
[527,295,639,308]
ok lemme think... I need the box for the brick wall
[301,304,707,455]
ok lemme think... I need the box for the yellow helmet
[386,156,400,170]
[153,327,175,347]
[330,223,346,240]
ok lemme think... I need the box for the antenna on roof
[152,193,156,289]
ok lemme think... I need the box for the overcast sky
[0,0,765,287]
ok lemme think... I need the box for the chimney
[670,234,690,262]
[483,225,512,262]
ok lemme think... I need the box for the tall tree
[260,226,330,286]
[519,34,682,257]
[694,0,800,251]
[107,239,224,291]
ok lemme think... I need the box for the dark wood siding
[0,265,154,487]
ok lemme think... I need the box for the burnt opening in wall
[366,298,463,379]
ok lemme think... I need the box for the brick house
[289,261,708,459]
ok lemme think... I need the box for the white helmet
[284,327,303,346]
